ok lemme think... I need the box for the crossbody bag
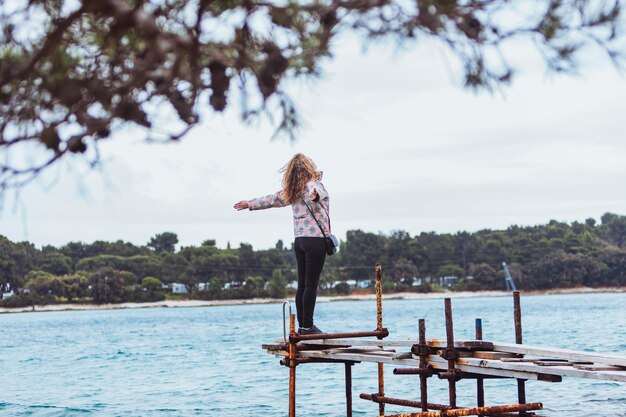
[302,199,339,256]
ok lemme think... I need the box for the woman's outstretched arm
[233,191,286,211]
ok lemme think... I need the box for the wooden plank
[328,348,391,354]
[426,355,562,382]
[262,344,286,350]
[492,342,626,367]
[533,361,575,366]
[297,350,558,381]
[472,351,518,360]
[437,349,474,358]
[328,348,396,356]
[451,356,626,382]
[573,364,625,371]
[291,338,493,350]
[279,338,412,347]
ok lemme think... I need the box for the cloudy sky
[1,33,625,250]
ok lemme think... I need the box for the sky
[1,32,626,250]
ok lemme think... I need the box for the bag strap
[302,199,329,238]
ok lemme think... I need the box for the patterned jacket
[248,180,331,238]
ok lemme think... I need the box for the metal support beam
[359,393,453,411]
[476,318,485,416]
[513,291,527,416]
[383,402,543,417]
[376,263,385,416]
[288,314,297,417]
[419,318,429,412]
[444,298,458,408]
[345,362,353,417]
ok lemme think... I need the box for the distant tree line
[1,213,625,307]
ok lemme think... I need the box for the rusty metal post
[444,298,458,408]
[376,263,383,332]
[375,263,385,416]
[475,318,484,416]
[513,291,526,415]
[418,319,428,412]
[345,362,353,417]
[288,313,297,417]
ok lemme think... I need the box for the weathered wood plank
[473,351,518,360]
[533,361,575,366]
[573,364,625,371]
[491,342,626,367]
[426,356,562,382]
[297,350,558,381]
[450,356,626,382]
[279,338,413,347]
[437,349,475,358]
[290,338,493,350]
[262,344,286,351]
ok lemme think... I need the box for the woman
[234,153,331,335]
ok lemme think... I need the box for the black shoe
[299,325,324,335]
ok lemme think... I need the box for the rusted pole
[345,363,353,417]
[444,298,458,408]
[376,264,383,331]
[419,319,429,412]
[513,291,526,414]
[375,263,385,416]
[383,402,542,417]
[283,358,357,365]
[393,367,433,376]
[288,313,297,417]
[475,318,484,415]
[294,328,389,341]
[359,393,453,411]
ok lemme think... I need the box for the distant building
[345,279,369,289]
[287,281,298,290]
[172,283,189,294]
[411,277,423,287]
[1,283,14,299]
[223,281,241,290]
[197,282,209,291]
[355,280,370,289]
[439,276,459,288]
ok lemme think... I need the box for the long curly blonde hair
[281,153,319,205]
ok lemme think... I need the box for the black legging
[294,237,327,328]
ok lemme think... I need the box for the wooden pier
[262,264,626,416]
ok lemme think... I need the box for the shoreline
[1,286,623,314]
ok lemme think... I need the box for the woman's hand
[233,200,249,211]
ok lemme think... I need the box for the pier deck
[262,264,626,417]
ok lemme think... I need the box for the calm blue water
[1,293,625,417]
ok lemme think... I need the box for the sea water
[0,293,624,416]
